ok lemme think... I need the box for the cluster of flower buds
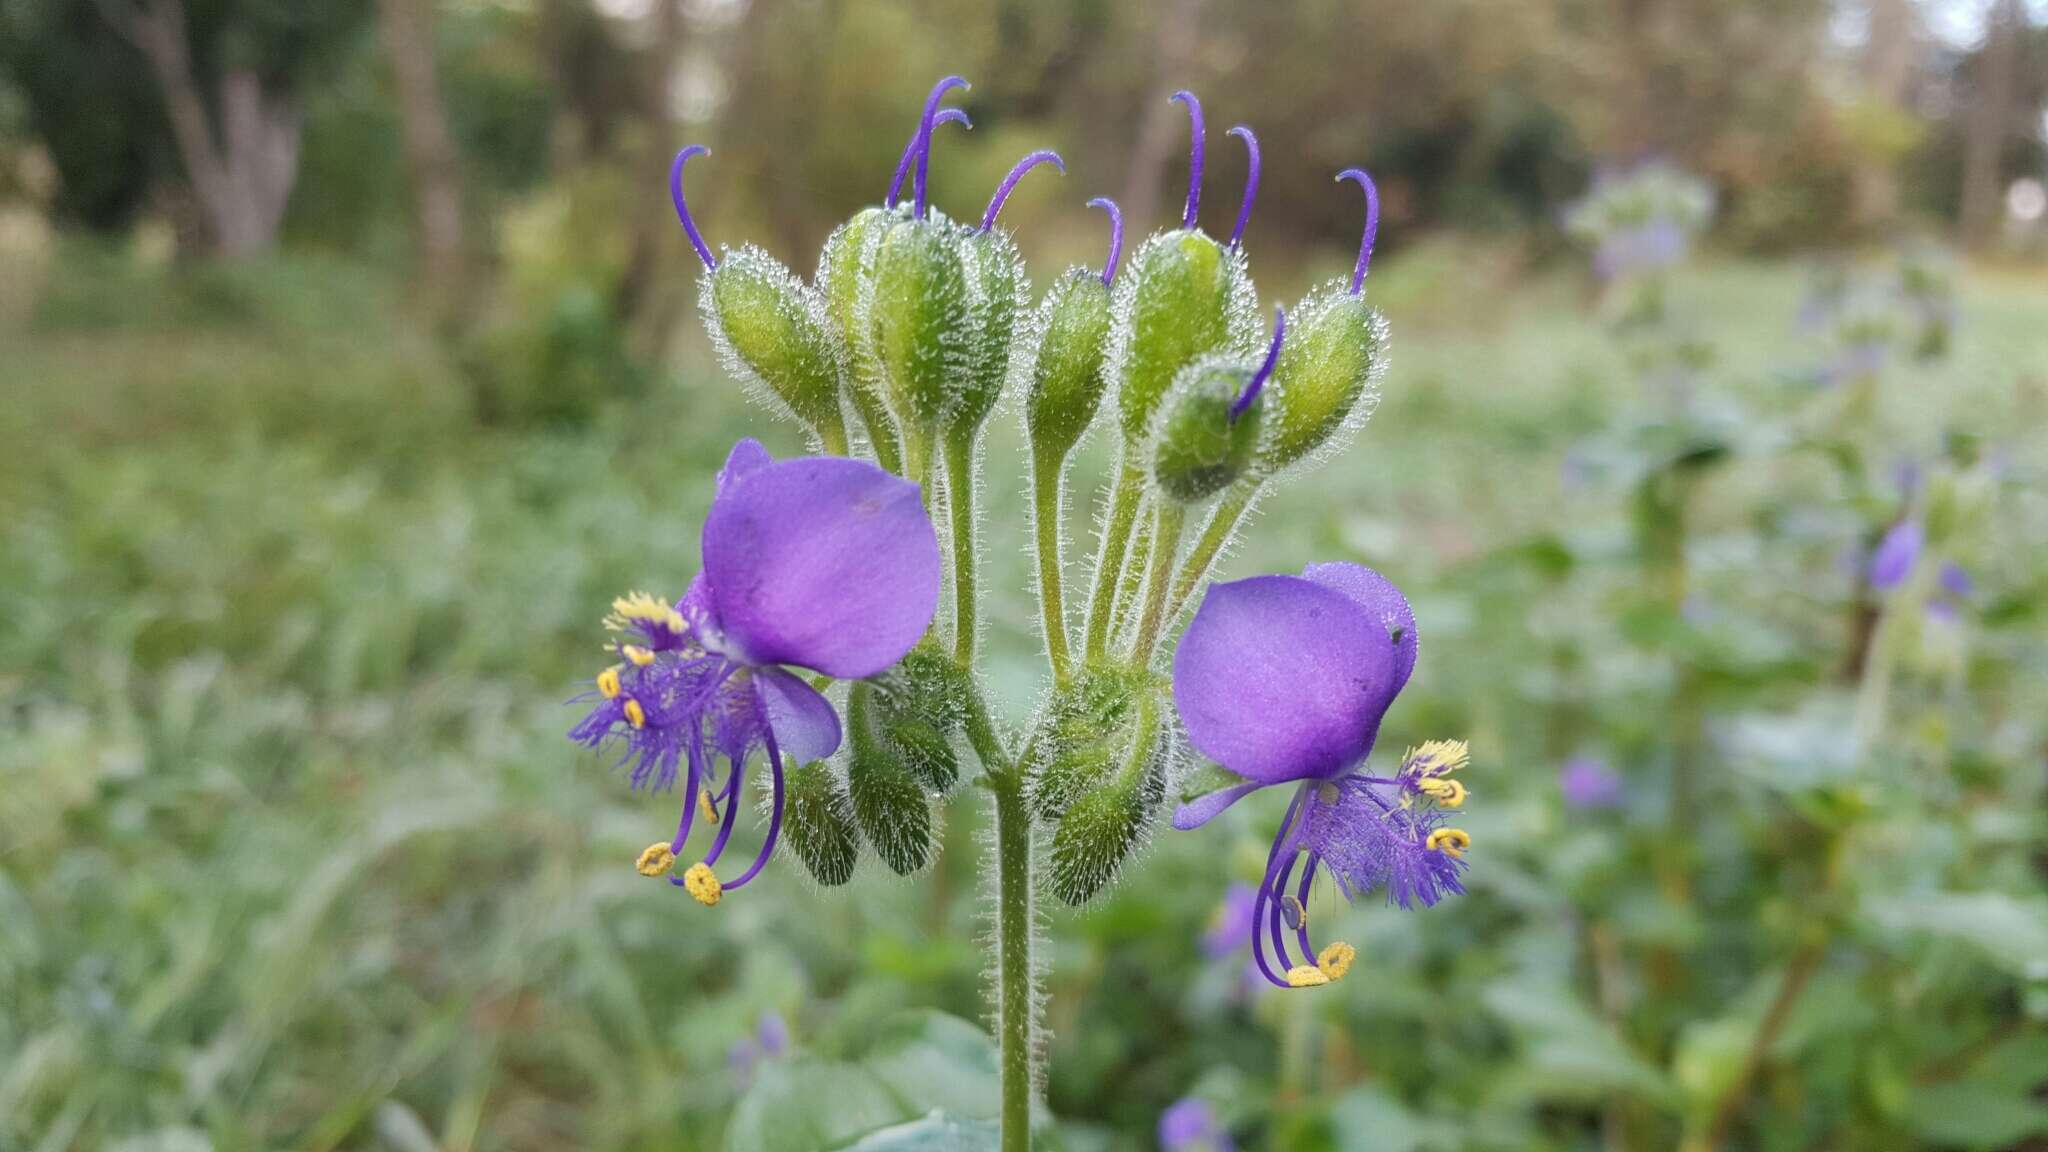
[568,76,1476,992]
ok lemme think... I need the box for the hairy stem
[1031,451,1074,685]
[903,423,934,503]
[1082,459,1145,661]
[849,386,904,473]
[1166,478,1259,622]
[992,771,1034,1152]
[1107,508,1153,650]
[946,433,979,666]
[1129,500,1186,664]
[816,405,852,456]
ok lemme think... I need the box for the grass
[2,234,2042,1151]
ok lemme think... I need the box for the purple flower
[1559,757,1625,810]
[1201,883,1259,961]
[1868,518,1924,591]
[1171,563,1470,990]
[1928,561,1973,623]
[1159,1097,1233,1152]
[728,1010,792,1088]
[570,439,940,904]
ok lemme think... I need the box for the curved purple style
[914,75,971,219]
[887,108,971,208]
[670,144,717,270]
[981,150,1066,232]
[1171,90,1205,230]
[1227,125,1260,246]
[1171,562,1469,988]
[1088,196,1124,285]
[1230,305,1284,421]
[570,440,941,901]
[1336,168,1381,294]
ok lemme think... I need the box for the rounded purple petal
[755,668,842,765]
[1302,561,1417,695]
[718,437,774,494]
[1868,518,1924,591]
[1173,575,1397,785]
[703,456,940,679]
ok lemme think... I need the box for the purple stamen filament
[1087,197,1124,285]
[1249,788,1305,988]
[1336,168,1381,294]
[1230,305,1285,421]
[1227,125,1260,247]
[723,723,787,891]
[887,108,971,208]
[914,75,971,220]
[981,150,1065,232]
[1171,90,1204,230]
[669,144,717,270]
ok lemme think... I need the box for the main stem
[1031,451,1073,685]
[946,433,979,666]
[991,770,1034,1152]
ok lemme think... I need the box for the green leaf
[863,1010,1002,1122]
[727,1059,913,1152]
[835,1113,1001,1152]
[1863,891,2048,978]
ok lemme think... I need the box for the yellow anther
[597,666,623,699]
[1285,965,1331,988]
[622,645,655,667]
[1427,827,1472,859]
[623,698,646,729]
[699,790,720,824]
[607,592,687,636]
[682,862,722,906]
[635,842,676,877]
[1417,777,1468,808]
[1317,941,1356,980]
[1407,739,1471,776]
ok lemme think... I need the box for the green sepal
[846,681,935,876]
[1150,353,1266,504]
[1045,713,1167,907]
[869,212,974,435]
[1110,229,1258,446]
[1024,268,1113,464]
[1257,283,1387,475]
[701,244,846,442]
[1023,663,1157,818]
[784,759,862,887]
[819,207,903,470]
[867,645,971,793]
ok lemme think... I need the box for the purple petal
[1173,575,1396,785]
[1868,519,1924,590]
[1172,779,1262,830]
[1301,562,1417,695]
[1938,562,1972,599]
[703,456,940,678]
[718,438,774,495]
[755,668,842,765]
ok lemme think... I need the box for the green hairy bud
[868,645,970,792]
[869,213,974,436]
[1024,268,1114,463]
[784,759,862,887]
[1258,284,1387,475]
[1040,677,1167,906]
[1150,353,1267,504]
[950,229,1026,435]
[818,206,902,469]
[1110,230,1258,445]
[846,681,936,876]
[701,245,847,446]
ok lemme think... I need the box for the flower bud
[869,213,974,434]
[950,228,1025,435]
[1257,284,1387,475]
[1150,354,1267,504]
[784,759,861,887]
[701,246,847,443]
[818,207,901,466]
[1046,726,1167,906]
[847,682,935,876]
[1110,229,1259,446]
[1024,268,1114,464]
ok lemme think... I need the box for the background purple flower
[1868,518,1924,590]
[1560,756,1626,810]
[1159,1096,1233,1152]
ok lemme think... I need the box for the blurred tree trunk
[377,0,468,318]
[1121,0,1201,233]
[1853,0,1914,227]
[98,0,300,256]
[1960,0,2022,248]
[617,0,683,330]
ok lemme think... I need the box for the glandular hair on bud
[785,759,862,887]
[1024,268,1113,464]
[868,212,974,433]
[1109,230,1259,446]
[1046,726,1168,907]
[819,207,899,459]
[1151,354,1265,504]
[1258,283,1388,475]
[701,245,847,441]
[950,228,1026,436]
